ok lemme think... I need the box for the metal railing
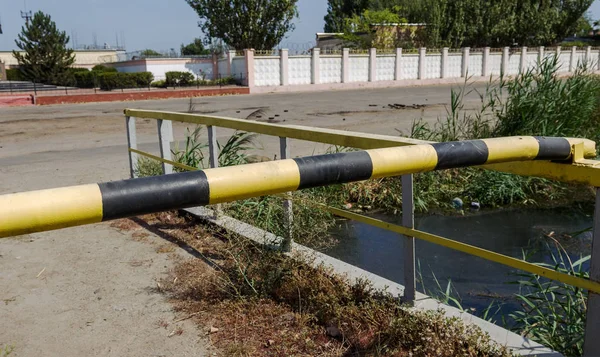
[123,109,600,355]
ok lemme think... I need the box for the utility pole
[21,0,32,25]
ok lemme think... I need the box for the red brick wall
[35,87,249,105]
[0,95,33,107]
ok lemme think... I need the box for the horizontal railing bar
[124,109,433,148]
[320,204,600,294]
[124,109,600,187]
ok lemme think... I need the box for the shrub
[165,71,195,86]
[97,71,154,91]
[6,68,23,81]
[73,71,96,88]
[68,67,90,73]
[92,64,118,73]
[131,72,154,87]
[151,80,167,88]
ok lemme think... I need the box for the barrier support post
[126,116,138,179]
[280,136,293,252]
[208,125,221,216]
[401,174,416,305]
[584,188,600,356]
[157,119,173,175]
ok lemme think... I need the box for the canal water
[324,208,593,321]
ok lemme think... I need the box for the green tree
[181,38,211,56]
[13,11,75,85]
[324,0,371,32]
[339,8,407,48]
[185,0,299,50]
[140,49,162,57]
[416,0,593,47]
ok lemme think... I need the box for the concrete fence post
[244,49,255,88]
[125,116,138,179]
[311,48,320,84]
[570,46,576,72]
[441,47,448,78]
[280,49,289,86]
[520,46,527,73]
[395,48,402,80]
[342,48,350,83]
[538,46,545,65]
[587,46,592,64]
[369,48,377,82]
[461,47,470,77]
[502,47,509,75]
[418,47,426,80]
[157,119,174,175]
[227,50,236,77]
[584,188,600,355]
[482,47,490,77]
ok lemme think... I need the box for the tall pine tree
[13,11,75,85]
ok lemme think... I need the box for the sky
[0,0,600,52]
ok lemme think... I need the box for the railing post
[539,46,545,64]
[157,119,173,175]
[280,136,293,252]
[126,116,138,179]
[570,46,577,72]
[586,46,592,64]
[208,125,218,170]
[584,188,600,356]
[401,174,416,305]
[207,125,221,216]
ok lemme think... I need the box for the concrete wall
[246,46,600,93]
[110,58,216,81]
[0,50,125,69]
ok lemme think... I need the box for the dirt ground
[0,84,484,356]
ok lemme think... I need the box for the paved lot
[0,84,484,356]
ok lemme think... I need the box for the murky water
[324,209,593,320]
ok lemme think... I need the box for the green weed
[509,245,589,356]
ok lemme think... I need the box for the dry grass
[114,210,514,357]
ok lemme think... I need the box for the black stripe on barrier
[294,151,373,189]
[99,171,210,220]
[534,136,572,160]
[432,140,489,170]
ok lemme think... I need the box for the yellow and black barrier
[0,136,593,238]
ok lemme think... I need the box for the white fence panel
[376,55,396,81]
[320,56,342,84]
[349,56,369,82]
[289,57,311,85]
